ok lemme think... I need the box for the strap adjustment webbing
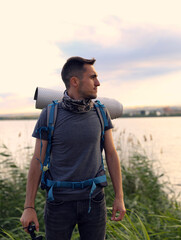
[46,174,107,212]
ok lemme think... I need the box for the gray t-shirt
[32,102,113,201]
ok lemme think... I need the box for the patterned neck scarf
[62,90,94,113]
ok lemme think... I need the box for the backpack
[36,100,109,213]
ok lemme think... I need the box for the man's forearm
[24,158,42,208]
[20,139,47,231]
[106,150,124,199]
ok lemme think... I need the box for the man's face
[77,64,100,99]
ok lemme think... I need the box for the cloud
[57,24,181,82]
[59,27,181,60]
[1,0,181,113]
[55,22,181,107]
[98,71,181,107]
[0,93,35,114]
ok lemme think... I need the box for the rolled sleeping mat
[34,87,123,119]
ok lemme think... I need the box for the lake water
[0,117,181,200]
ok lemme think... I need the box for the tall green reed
[0,144,45,239]
[0,130,181,239]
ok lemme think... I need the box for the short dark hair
[61,56,96,89]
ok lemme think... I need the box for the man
[20,57,126,240]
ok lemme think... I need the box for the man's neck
[67,90,84,101]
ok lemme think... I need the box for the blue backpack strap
[44,100,58,165]
[94,100,108,144]
[39,100,58,186]
[46,100,58,137]
[94,100,109,169]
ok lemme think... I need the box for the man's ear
[70,76,79,88]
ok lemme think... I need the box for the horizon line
[1,104,181,117]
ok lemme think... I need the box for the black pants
[44,192,107,240]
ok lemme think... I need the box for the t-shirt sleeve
[105,107,114,131]
[32,108,48,140]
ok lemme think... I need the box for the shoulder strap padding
[94,100,108,131]
[46,100,59,137]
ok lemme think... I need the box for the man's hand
[111,198,126,221]
[20,209,39,233]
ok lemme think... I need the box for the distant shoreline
[121,114,181,118]
[0,116,39,120]
[1,114,181,120]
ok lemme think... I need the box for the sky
[0,0,181,114]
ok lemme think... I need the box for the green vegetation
[0,136,181,239]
